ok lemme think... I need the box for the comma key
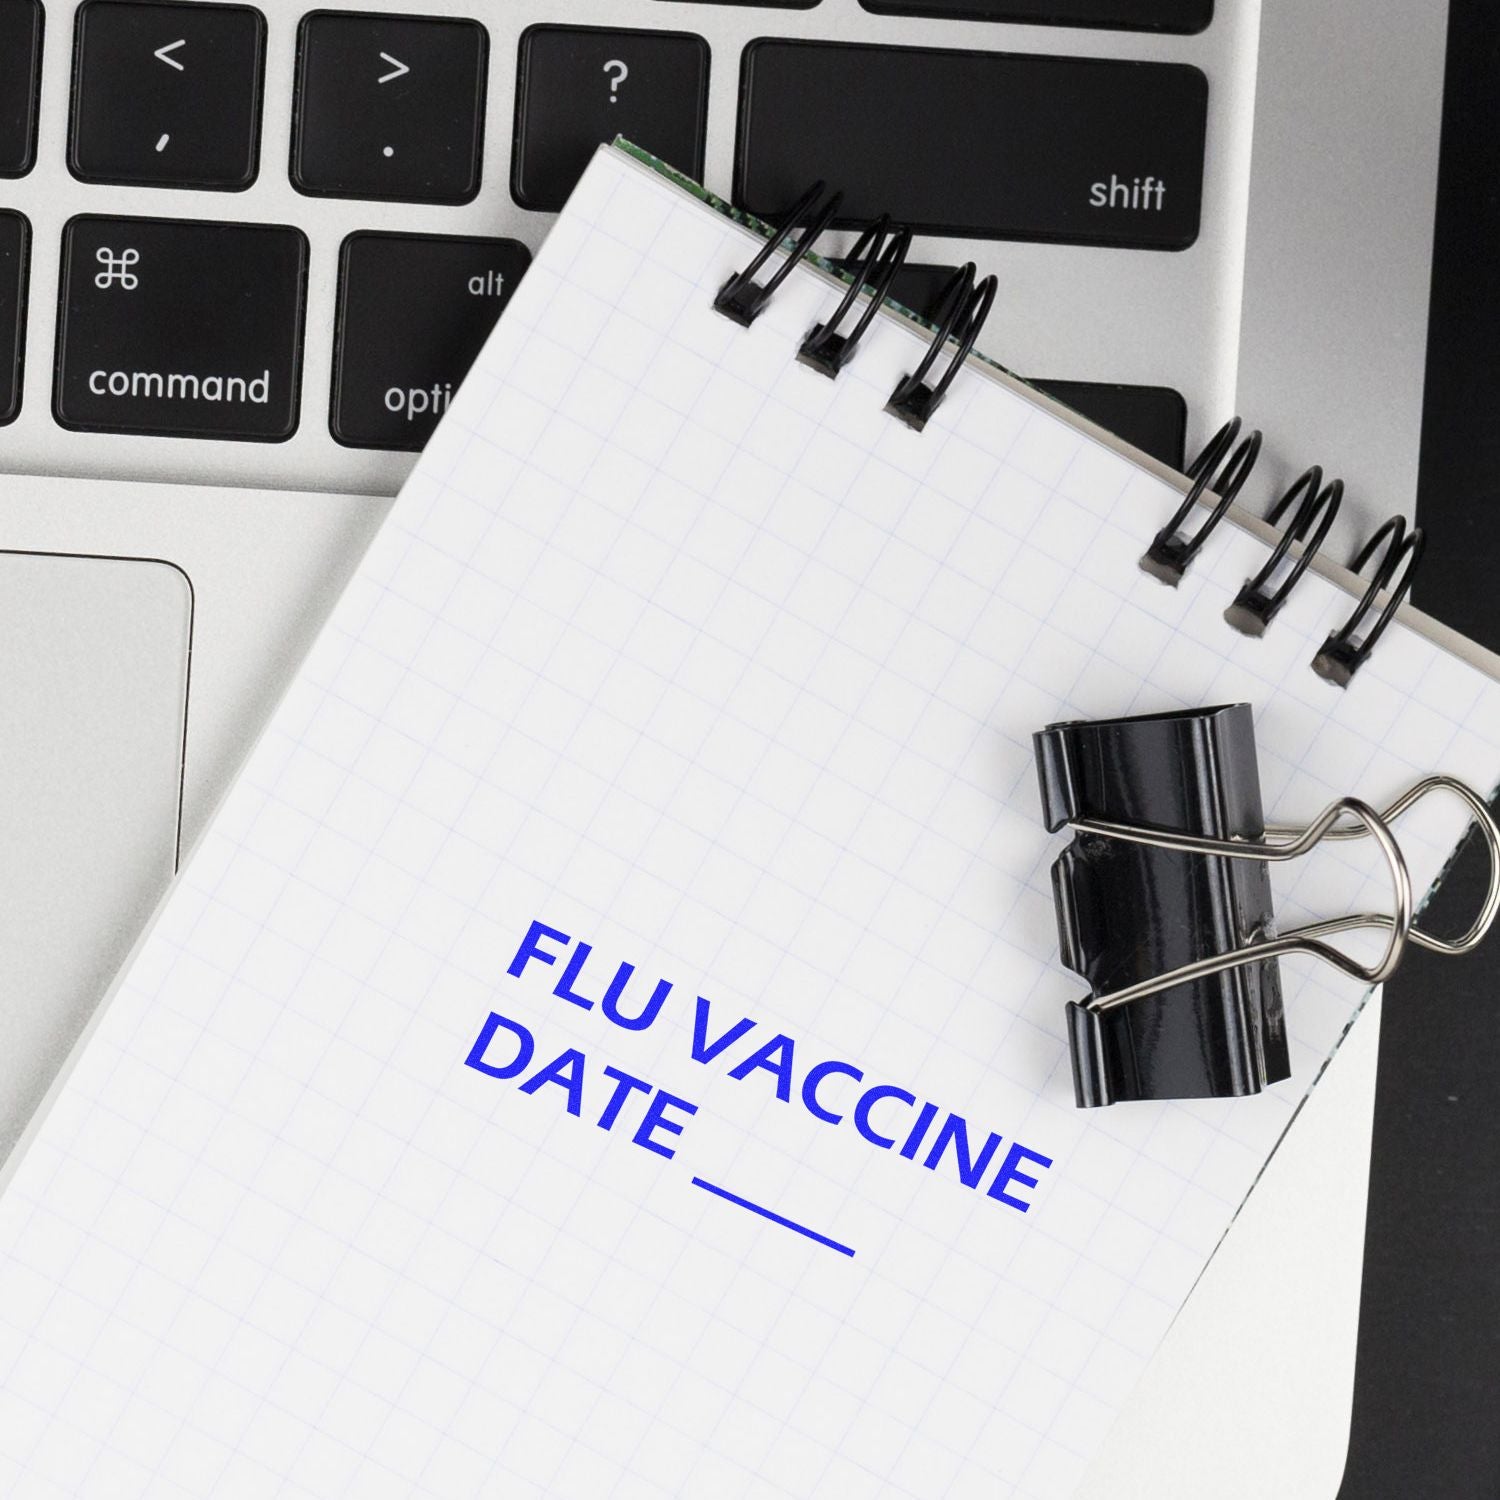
[331,231,530,451]
[69,1,266,189]
[55,216,308,440]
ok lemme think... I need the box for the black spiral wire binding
[716,188,1427,684]
[715,186,995,429]
[885,264,999,432]
[1312,516,1426,687]
[714,181,842,328]
[1135,414,1426,683]
[797,216,912,378]
[1140,417,1263,585]
[1224,466,1344,636]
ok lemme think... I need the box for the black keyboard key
[513,26,709,212]
[69,1,265,190]
[737,42,1207,249]
[836,259,1189,466]
[332,231,529,450]
[1030,379,1187,469]
[55,216,307,440]
[854,261,961,322]
[292,12,487,204]
[0,211,28,424]
[842,260,1188,465]
[858,0,1211,33]
[0,0,43,177]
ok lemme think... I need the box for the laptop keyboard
[0,0,1231,484]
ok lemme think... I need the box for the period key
[55,216,308,440]
[331,231,530,450]
[292,12,488,203]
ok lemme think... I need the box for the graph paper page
[3,146,1499,1500]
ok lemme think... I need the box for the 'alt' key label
[331,231,530,450]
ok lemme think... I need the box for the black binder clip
[1035,705,1500,1107]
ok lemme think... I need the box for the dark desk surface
[1340,2,1500,1494]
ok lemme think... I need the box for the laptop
[0,1,1459,1493]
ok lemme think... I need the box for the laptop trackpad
[0,551,192,1159]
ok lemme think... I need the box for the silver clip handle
[1067,775,1499,1014]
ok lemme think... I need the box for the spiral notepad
[3,142,1499,1500]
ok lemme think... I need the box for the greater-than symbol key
[291,13,488,203]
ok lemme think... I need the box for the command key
[55,216,308,440]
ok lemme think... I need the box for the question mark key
[513,26,709,213]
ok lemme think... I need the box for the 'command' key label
[55,215,307,441]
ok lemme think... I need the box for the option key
[331,231,530,450]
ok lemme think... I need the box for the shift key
[737,42,1208,250]
[56,216,308,440]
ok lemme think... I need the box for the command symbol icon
[94,247,140,291]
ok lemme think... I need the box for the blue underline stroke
[690,1176,856,1257]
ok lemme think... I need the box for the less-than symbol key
[70,2,266,189]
